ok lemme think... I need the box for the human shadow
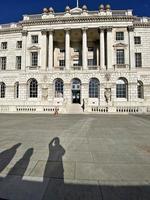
[42,137,65,200]
[44,137,65,179]
[7,148,33,177]
[0,143,21,173]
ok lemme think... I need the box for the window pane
[31,35,38,44]
[30,79,38,98]
[134,37,141,45]
[55,79,63,97]
[116,49,124,64]
[0,82,5,98]
[89,79,99,98]
[31,52,38,66]
[116,32,124,40]
[16,56,21,70]
[135,53,142,67]
[116,81,127,98]
[0,57,7,70]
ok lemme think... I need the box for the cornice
[0,27,22,34]
[21,15,134,26]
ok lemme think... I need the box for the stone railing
[88,65,99,70]
[71,66,82,70]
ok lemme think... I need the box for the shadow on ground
[0,138,149,200]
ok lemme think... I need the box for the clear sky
[0,0,150,24]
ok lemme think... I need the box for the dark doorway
[71,78,81,104]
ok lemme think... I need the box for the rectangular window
[116,32,124,40]
[73,59,80,66]
[0,57,7,70]
[88,47,94,52]
[59,60,65,66]
[116,49,125,64]
[16,41,22,49]
[88,59,95,66]
[1,42,7,50]
[134,37,141,45]
[31,52,38,67]
[60,48,65,53]
[31,35,38,44]
[135,53,142,67]
[16,56,22,70]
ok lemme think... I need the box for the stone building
[0,4,150,113]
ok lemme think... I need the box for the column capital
[48,29,54,34]
[41,29,48,35]
[64,28,71,33]
[21,30,28,36]
[127,26,134,32]
[82,27,88,32]
[106,27,113,32]
[99,27,106,32]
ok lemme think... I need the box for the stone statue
[104,88,111,103]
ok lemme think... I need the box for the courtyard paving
[0,114,150,199]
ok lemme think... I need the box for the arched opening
[137,81,144,99]
[54,78,64,98]
[116,78,128,99]
[89,78,100,98]
[0,82,6,98]
[14,82,19,99]
[71,78,81,104]
[28,78,38,98]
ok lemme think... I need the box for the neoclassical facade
[0,4,150,113]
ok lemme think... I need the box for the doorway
[72,78,81,104]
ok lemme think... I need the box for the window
[0,57,7,70]
[59,60,65,67]
[60,48,65,53]
[73,59,80,66]
[1,42,7,50]
[16,41,22,49]
[135,53,142,68]
[89,78,99,98]
[31,35,38,44]
[116,49,125,64]
[134,37,141,45]
[88,47,94,52]
[116,32,124,40]
[55,79,63,98]
[116,78,128,98]
[0,82,5,98]
[31,52,38,67]
[16,56,21,70]
[88,59,95,66]
[74,48,80,52]
[28,79,38,98]
[14,82,19,99]
[137,81,144,99]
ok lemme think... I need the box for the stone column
[82,27,88,70]
[65,29,70,70]
[41,30,48,70]
[99,28,105,69]
[21,30,28,71]
[128,26,135,69]
[106,27,113,70]
[48,29,54,71]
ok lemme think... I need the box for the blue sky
[0,0,150,24]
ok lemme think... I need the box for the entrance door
[72,78,81,104]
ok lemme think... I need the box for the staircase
[67,104,84,114]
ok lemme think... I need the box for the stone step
[67,104,84,114]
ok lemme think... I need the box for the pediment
[113,43,127,48]
[70,7,82,14]
[28,45,41,51]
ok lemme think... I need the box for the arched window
[28,79,38,98]
[89,78,100,98]
[137,81,144,99]
[0,82,6,98]
[55,79,64,98]
[14,82,19,99]
[116,78,128,98]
